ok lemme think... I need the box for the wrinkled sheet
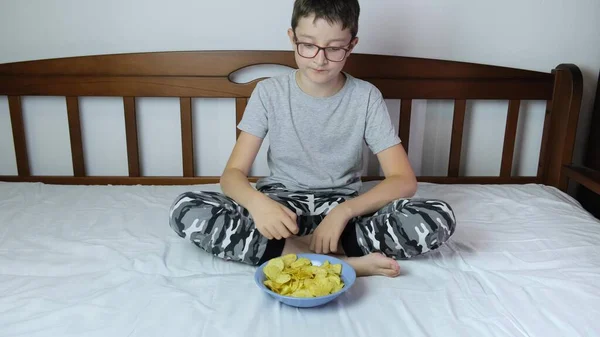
[1,181,599,337]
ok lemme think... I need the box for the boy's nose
[314,49,327,65]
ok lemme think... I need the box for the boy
[169,0,456,277]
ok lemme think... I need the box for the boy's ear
[349,37,359,52]
[287,28,296,46]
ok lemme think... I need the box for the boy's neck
[295,71,346,98]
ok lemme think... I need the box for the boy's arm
[339,143,417,219]
[309,143,417,254]
[345,89,417,218]
[220,131,270,210]
[220,131,298,239]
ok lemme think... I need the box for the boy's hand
[310,205,353,254]
[249,196,298,240]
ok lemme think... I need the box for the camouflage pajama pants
[168,184,456,266]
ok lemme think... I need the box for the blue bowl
[254,253,356,308]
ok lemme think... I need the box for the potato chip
[290,257,311,269]
[280,284,292,296]
[264,280,279,291]
[275,273,292,284]
[331,263,342,275]
[291,289,312,298]
[263,265,281,281]
[281,254,297,267]
[263,255,345,298]
[313,267,327,278]
[267,257,285,271]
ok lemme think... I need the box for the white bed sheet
[1,181,599,337]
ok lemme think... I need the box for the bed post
[543,64,583,191]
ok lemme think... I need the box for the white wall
[1,0,599,180]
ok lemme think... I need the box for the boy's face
[288,14,358,87]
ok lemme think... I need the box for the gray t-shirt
[237,70,401,194]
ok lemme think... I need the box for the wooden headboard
[0,51,584,192]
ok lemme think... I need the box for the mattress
[1,181,599,337]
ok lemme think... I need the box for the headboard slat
[448,100,467,177]
[8,96,30,177]
[235,98,248,139]
[66,96,85,177]
[500,100,521,177]
[399,99,412,153]
[123,97,140,177]
[537,100,554,182]
[180,97,194,177]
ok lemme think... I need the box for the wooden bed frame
[0,51,594,193]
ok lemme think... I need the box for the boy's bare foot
[281,235,400,278]
[343,253,401,278]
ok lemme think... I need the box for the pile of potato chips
[262,254,345,298]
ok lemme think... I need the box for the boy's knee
[393,199,456,257]
[167,192,204,238]
[430,199,457,236]
[406,198,456,229]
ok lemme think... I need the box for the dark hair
[291,0,360,39]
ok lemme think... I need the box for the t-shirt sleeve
[237,82,269,139]
[364,88,401,154]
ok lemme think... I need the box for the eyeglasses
[293,37,353,62]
